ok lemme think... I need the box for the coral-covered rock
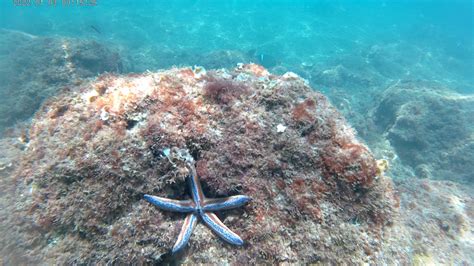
[1,64,397,264]
[372,80,474,183]
[0,29,124,134]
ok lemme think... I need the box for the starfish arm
[203,195,251,212]
[144,194,195,213]
[201,212,244,246]
[172,213,198,254]
[188,168,205,206]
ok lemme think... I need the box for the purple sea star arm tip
[203,195,252,212]
[172,213,198,254]
[201,212,244,246]
[143,194,195,213]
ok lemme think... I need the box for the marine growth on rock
[2,64,398,264]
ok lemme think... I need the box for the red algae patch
[2,65,397,264]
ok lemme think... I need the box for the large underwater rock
[0,29,124,134]
[1,64,398,264]
[372,80,474,183]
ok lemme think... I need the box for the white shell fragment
[276,124,287,133]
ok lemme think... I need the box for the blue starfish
[144,162,251,254]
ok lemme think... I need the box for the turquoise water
[1,0,472,90]
[0,1,473,264]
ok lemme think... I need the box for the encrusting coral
[0,64,398,264]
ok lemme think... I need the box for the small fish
[247,48,279,68]
[90,25,101,34]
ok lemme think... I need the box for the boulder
[372,80,474,183]
[1,64,397,264]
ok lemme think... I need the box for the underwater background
[0,0,473,264]
[1,0,472,85]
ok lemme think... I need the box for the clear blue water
[1,0,472,91]
[0,1,473,263]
